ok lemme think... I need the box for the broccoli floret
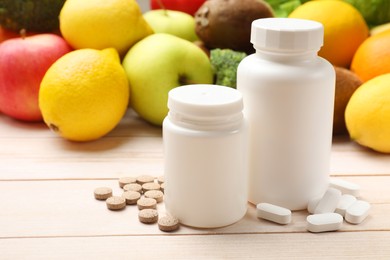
[210,48,247,89]
[263,0,303,17]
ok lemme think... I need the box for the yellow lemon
[345,73,390,153]
[39,48,129,142]
[289,0,369,68]
[59,0,153,56]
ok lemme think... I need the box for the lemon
[39,48,130,142]
[59,0,153,56]
[345,73,390,153]
[289,0,369,68]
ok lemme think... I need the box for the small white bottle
[163,84,247,228]
[237,18,335,210]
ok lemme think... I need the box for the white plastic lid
[251,18,324,52]
[167,84,243,122]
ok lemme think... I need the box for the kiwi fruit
[333,66,362,135]
[194,0,273,54]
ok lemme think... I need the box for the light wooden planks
[0,179,388,238]
[331,136,390,175]
[0,110,161,138]
[0,158,164,180]
[1,109,390,259]
[1,114,389,180]
[1,232,390,259]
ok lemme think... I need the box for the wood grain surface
[0,109,389,259]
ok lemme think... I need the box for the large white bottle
[237,18,335,210]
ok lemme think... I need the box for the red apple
[150,0,206,16]
[0,34,72,121]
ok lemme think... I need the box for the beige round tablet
[137,197,157,210]
[94,187,112,200]
[122,191,141,205]
[142,182,161,193]
[106,196,126,210]
[158,215,180,232]
[123,183,142,193]
[144,190,164,203]
[136,175,155,185]
[160,182,165,193]
[118,177,137,188]
[157,175,165,184]
[138,209,159,224]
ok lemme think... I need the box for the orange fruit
[289,0,369,68]
[351,30,390,82]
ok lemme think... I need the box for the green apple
[122,33,214,126]
[143,9,198,42]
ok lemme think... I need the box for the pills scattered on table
[144,190,164,203]
[304,179,370,233]
[137,197,157,210]
[118,177,137,188]
[94,187,112,200]
[158,215,180,232]
[139,209,159,224]
[94,174,370,234]
[106,196,126,210]
[93,175,179,231]
[306,213,343,233]
[256,203,291,225]
[122,190,141,205]
[345,200,370,224]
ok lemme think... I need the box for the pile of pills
[95,176,369,233]
[93,175,180,232]
[256,178,371,233]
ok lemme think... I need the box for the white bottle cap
[167,84,243,125]
[251,18,324,52]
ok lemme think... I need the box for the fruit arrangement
[0,0,389,153]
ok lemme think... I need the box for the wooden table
[1,109,389,259]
